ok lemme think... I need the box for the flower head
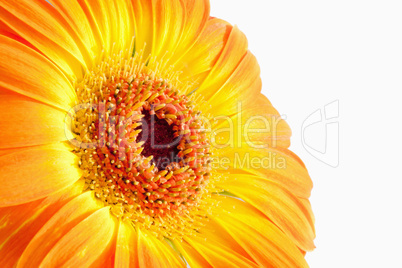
[0,0,315,267]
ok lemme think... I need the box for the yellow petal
[48,0,102,65]
[206,51,261,116]
[179,212,255,266]
[0,92,69,148]
[0,143,82,207]
[18,192,103,267]
[133,0,210,64]
[195,25,249,100]
[215,218,308,268]
[185,235,258,268]
[180,18,231,81]
[40,207,116,267]
[80,0,134,54]
[215,146,313,198]
[150,0,184,58]
[193,216,252,259]
[170,0,210,65]
[235,94,291,149]
[0,35,77,111]
[0,0,86,79]
[149,0,210,63]
[213,196,309,267]
[132,0,154,57]
[217,174,315,251]
[0,181,85,267]
[113,0,136,51]
[173,240,211,268]
[211,92,291,150]
[137,228,185,268]
[115,221,138,268]
[79,0,111,54]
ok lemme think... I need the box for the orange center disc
[75,73,211,218]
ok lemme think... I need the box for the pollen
[70,47,216,238]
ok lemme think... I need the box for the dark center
[137,109,181,170]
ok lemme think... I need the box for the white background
[211,1,402,267]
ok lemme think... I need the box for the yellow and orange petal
[0,181,85,266]
[0,144,82,207]
[0,0,315,267]
[0,35,76,111]
[0,0,87,79]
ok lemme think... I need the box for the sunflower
[0,0,315,267]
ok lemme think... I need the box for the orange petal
[40,207,116,267]
[137,228,185,268]
[180,18,232,81]
[88,241,116,268]
[0,26,39,52]
[215,146,313,198]
[115,221,138,268]
[217,174,315,251]
[0,143,82,207]
[0,35,77,111]
[0,181,85,267]
[0,92,68,148]
[0,147,25,157]
[185,235,258,268]
[17,192,103,267]
[213,196,309,267]
[0,0,86,79]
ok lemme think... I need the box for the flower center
[137,109,182,170]
[70,51,214,238]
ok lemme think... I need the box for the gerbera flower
[0,0,315,267]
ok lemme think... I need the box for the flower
[0,0,315,267]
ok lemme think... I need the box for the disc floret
[71,51,213,238]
